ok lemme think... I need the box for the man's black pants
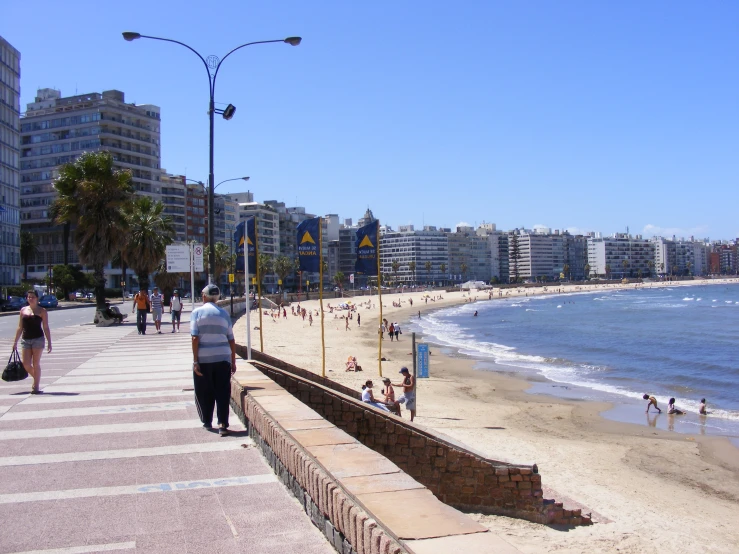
[193,361,232,427]
[136,309,147,333]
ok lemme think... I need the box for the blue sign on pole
[417,343,429,378]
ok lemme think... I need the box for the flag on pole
[355,221,379,276]
[297,217,321,273]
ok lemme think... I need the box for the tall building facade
[160,172,187,242]
[448,226,491,282]
[0,36,21,288]
[587,234,655,279]
[380,225,449,285]
[20,88,162,280]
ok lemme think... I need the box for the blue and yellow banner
[355,221,378,276]
[235,218,257,273]
[297,217,321,273]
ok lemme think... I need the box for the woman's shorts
[171,310,181,323]
[21,337,45,350]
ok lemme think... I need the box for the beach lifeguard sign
[417,343,429,378]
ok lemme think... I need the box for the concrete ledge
[231,362,523,554]
[236,347,591,527]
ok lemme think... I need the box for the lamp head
[122,32,141,42]
[241,176,250,182]
[222,104,236,121]
[284,37,302,46]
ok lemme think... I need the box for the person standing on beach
[191,285,236,437]
[357,313,361,327]
[643,394,662,413]
[170,290,183,333]
[699,398,708,415]
[150,287,164,334]
[345,316,350,331]
[395,367,416,421]
[12,290,52,394]
[133,288,150,335]
[394,323,400,341]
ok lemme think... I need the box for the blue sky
[3,1,738,239]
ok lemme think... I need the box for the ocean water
[412,284,739,440]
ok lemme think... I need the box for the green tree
[391,259,400,285]
[562,264,570,281]
[647,260,654,278]
[440,262,447,285]
[51,151,134,311]
[424,260,432,284]
[686,261,692,277]
[622,259,629,279]
[637,268,643,280]
[123,195,175,292]
[20,231,39,280]
[584,263,591,279]
[408,261,416,284]
[51,264,86,299]
[257,253,274,288]
[509,233,522,283]
[204,242,231,283]
[605,264,611,279]
[334,271,345,293]
[274,256,293,290]
[460,262,468,280]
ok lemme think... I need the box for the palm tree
[391,259,400,285]
[605,264,611,279]
[51,151,134,310]
[204,242,231,284]
[584,263,591,279]
[274,256,293,291]
[562,263,570,281]
[647,260,654,278]
[334,271,345,293]
[460,262,468,281]
[20,231,39,280]
[440,262,447,286]
[408,261,416,284]
[622,259,629,279]
[257,253,274,289]
[686,261,692,277]
[637,268,643,280]
[424,260,432,284]
[123,195,175,292]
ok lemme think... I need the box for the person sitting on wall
[361,380,390,412]
[381,377,401,416]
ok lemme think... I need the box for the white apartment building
[587,233,655,279]
[0,36,21,287]
[652,236,709,276]
[476,224,509,283]
[448,226,491,282]
[380,225,449,285]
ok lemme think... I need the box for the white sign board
[193,244,204,272]
[166,244,190,273]
[349,273,354,284]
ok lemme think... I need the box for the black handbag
[2,349,28,382]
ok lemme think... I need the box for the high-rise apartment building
[160,172,187,242]
[476,224,509,283]
[20,88,162,280]
[380,225,449,285]
[448,226,491,282]
[0,36,21,288]
[587,233,655,279]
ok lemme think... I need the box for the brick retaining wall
[236,345,590,526]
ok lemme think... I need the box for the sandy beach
[233,279,739,553]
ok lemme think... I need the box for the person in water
[667,398,684,415]
[699,398,708,415]
[643,394,662,414]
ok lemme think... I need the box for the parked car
[39,295,59,309]
[1,296,28,312]
[75,291,84,299]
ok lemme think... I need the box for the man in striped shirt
[150,287,164,334]
[191,284,236,436]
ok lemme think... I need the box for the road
[0,305,101,340]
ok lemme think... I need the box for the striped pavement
[0,316,332,554]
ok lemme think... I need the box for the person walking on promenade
[150,287,164,334]
[170,290,183,333]
[12,290,52,394]
[395,367,416,421]
[191,285,236,437]
[133,288,150,335]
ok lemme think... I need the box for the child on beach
[699,398,708,415]
[643,394,662,413]
[667,398,684,415]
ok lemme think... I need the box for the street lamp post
[122,32,301,283]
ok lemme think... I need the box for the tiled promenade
[0,313,332,554]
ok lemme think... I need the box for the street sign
[193,244,204,272]
[417,343,429,378]
[228,273,235,283]
[166,244,190,273]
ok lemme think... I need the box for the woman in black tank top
[12,290,52,394]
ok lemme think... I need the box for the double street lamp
[122,32,301,284]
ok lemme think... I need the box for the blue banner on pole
[355,221,378,276]
[234,221,245,273]
[297,217,321,273]
[417,343,429,378]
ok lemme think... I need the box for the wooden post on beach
[412,332,417,415]
[377,220,383,377]
[319,217,326,377]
